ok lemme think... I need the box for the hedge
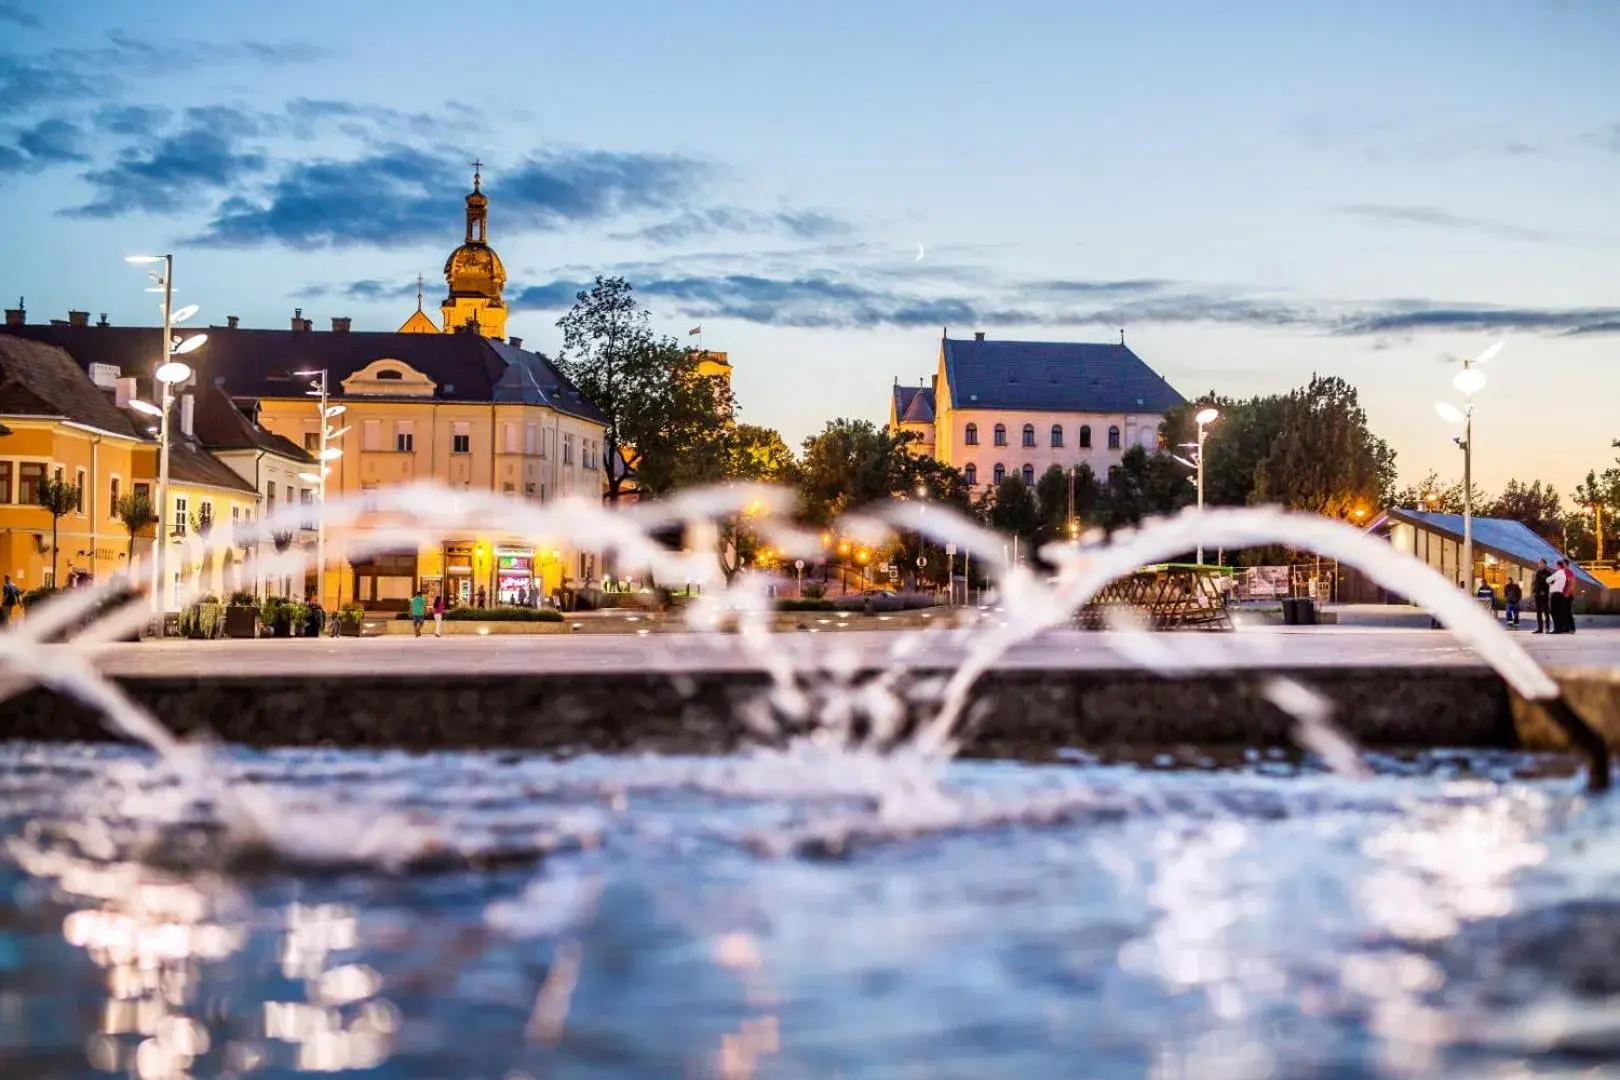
[394,606,563,623]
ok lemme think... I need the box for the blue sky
[3,0,1618,498]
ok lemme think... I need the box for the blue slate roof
[1384,509,1603,588]
[942,337,1184,413]
[893,383,935,424]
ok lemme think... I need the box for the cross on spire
[472,159,483,190]
[416,273,424,311]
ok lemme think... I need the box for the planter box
[224,607,258,639]
[338,621,361,637]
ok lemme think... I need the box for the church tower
[439,162,508,340]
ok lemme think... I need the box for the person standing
[1547,561,1570,634]
[1,575,20,628]
[432,592,445,638]
[409,589,427,638]
[1560,559,1578,634]
[1532,559,1552,634]
[1503,578,1522,629]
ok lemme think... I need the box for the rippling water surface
[2,741,1618,1079]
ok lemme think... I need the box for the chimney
[292,308,311,331]
[96,313,109,327]
[4,297,22,326]
[68,310,89,328]
[331,316,351,333]
[974,331,985,342]
[509,336,522,349]
[226,315,239,329]
[115,377,136,409]
[179,392,195,438]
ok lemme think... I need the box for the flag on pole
[689,326,702,336]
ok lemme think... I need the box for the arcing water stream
[0,486,1615,1077]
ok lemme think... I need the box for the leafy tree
[888,452,974,588]
[1488,479,1563,542]
[1253,374,1395,516]
[35,474,81,587]
[985,474,1040,550]
[711,424,798,583]
[797,418,911,524]
[113,489,155,562]
[554,276,734,503]
[1392,470,1485,514]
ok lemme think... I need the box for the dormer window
[375,369,403,381]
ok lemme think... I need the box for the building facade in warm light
[891,332,1186,492]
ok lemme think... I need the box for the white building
[891,331,1186,491]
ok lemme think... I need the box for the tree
[711,424,798,583]
[1097,446,1194,530]
[1162,393,1290,509]
[554,276,734,503]
[114,489,155,562]
[1392,470,1485,514]
[797,418,911,524]
[986,474,1040,550]
[35,474,81,588]
[1253,374,1395,517]
[1488,479,1563,543]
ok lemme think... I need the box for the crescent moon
[915,244,926,262]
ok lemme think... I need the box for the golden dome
[444,242,506,298]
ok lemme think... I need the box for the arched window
[964,422,979,446]
[964,463,977,486]
[1108,425,1121,450]
[376,369,403,381]
[1079,424,1092,449]
[1050,424,1063,448]
[992,463,1006,484]
[1021,464,1035,485]
[993,423,1007,447]
[1021,423,1036,448]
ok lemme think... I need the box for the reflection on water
[1,744,1616,1078]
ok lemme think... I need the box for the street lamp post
[296,369,346,608]
[1436,341,1502,591]
[126,255,205,635]
[1194,407,1218,565]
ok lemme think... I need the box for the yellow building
[0,334,262,605]
[437,163,508,340]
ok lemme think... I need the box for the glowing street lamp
[295,369,345,606]
[1172,406,1221,564]
[127,253,206,631]
[1435,340,1503,589]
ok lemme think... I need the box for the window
[1022,424,1036,448]
[524,423,538,455]
[992,464,1006,484]
[395,420,414,453]
[524,482,536,500]
[585,441,598,470]
[503,423,516,454]
[362,420,382,452]
[964,463,977,486]
[563,434,574,465]
[109,476,119,510]
[18,462,44,505]
[134,482,150,504]
[1022,464,1035,485]
[542,428,553,459]
[266,482,276,514]
[1108,425,1121,450]
[1050,425,1063,448]
[304,432,320,453]
[173,495,188,537]
[993,424,1007,447]
[300,489,314,530]
[1079,425,1092,449]
[964,423,979,446]
[75,469,86,512]
[503,482,515,495]
[361,483,379,512]
[375,369,403,381]
[452,421,471,454]
[232,505,241,525]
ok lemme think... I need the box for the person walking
[1559,559,1577,634]
[409,589,427,638]
[1,575,20,628]
[1503,578,1522,629]
[1532,559,1552,634]
[1547,561,1571,634]
[432,592,445,638]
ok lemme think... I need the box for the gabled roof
[0,335,138,437]
[942,336,1185,413]
[0,324,602,424]
[191,383,314,463]
[166,437,259,495]
[1376,508,1604,588]
[487,340,608,425]
[893,383,935,425]
[398,309,439,334]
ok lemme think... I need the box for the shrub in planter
[223,597,259,638]
[261,598,296,638]
[802,581,828,600]
[443,606,564,623]
[778,598,835,612]
[177,603,226,639]
[338,605,365,636]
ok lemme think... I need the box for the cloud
[626,207,852,245]
[1591,123,1620,153]
[194,146,708,249]
[0,117,89,174]
[91,104,173,136]
[1334,303,1620,336]
[1340,203,1562,244]
[65,109,270,217]
[0,2,39,27]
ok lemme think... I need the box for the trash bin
[1282,597,1299,625]
[1298,597,1317,625]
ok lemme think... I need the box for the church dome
[444,241,505,298]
